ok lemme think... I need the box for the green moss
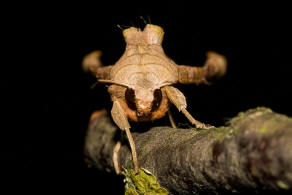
[212,127,233,141]
[122,168,168,195]
[245,107,273,114]
[214,128,226,140]
[277,180,289,190]
[227,107,273,126]
[258,127,267,133]
[228,111,245,125]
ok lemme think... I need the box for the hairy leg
[113,140,121,174]
[111,100,139,173]
[168,110,177,128]
[164,86,213,129]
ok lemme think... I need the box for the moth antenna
[98,79,131,88]
[140,16,147,25]
[117,24,124,31]
[158,82,173,88]
[90,80,99,89]
[146,15,152,24]
[118,24,132,30]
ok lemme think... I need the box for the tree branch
[84,107,292,194]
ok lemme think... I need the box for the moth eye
[125,88,136,110]
[152,89,162,111]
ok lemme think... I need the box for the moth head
[125,87,162,118]
[98,79,169,118]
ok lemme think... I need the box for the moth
[83,24,227,174]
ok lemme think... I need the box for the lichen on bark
[123,168,168,195]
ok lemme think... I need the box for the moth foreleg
[111,100,139,173]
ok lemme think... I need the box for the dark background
[3,2,292,194]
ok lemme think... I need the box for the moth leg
[164,86,213,129]
[168,110,177,128]
[82,50,103,76]
[204,51,227,79]
[178,51,227,84]
[124,127,139,173]
[111,100,139,173]
[82,50,112,80]
[113,140,121,174]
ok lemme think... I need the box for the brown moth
[83,24,227,174]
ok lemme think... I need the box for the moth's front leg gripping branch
[111,100,139,174]
[163,86,213,129]
[178,51,227,84]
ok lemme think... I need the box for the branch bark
[84,107,292,194]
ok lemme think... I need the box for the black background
[3,2,292,194]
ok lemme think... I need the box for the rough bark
[84,107,292,194]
